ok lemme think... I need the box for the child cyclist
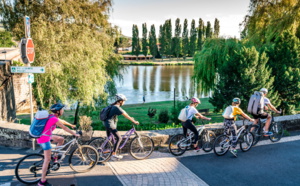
[37,103,79,186]
[182,97,211,151]
[222,98,254,157]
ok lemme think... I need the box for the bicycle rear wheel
[200,130,216,152]
[213,135,230,156]
[269,122,283,142]
[129,135,154,160]
[168,134,189,156]
[88,137,113,162]
[15,153,44,184]
[251,125,261,146]
[239,131,254,152]
[69,145,98,172]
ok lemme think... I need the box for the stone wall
[0,114,300,150]
[13,73,33,113]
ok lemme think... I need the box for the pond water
[114,65,211,104]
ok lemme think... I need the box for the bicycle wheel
[69,145,98,172]
[15,153,44,184]
[88,137,113,162]
[200,130,216,152]
[251,125,261,146]
[239,131,254,152]
[213,135,230,156]
[269,122,284,142]
[129,135,154,160]
[168,134,190,156]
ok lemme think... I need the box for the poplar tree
[197,18,204,51]
[189,19,197,56]
[182,19,189,60]
[174,18,182,60]
[132,24,140,60]
[165,19,172,60]
[0,0,120,106]
[206,21,212,38]
[214,18,220,38]
[159,24,166,61]
[142,23,148,58]
[149,24,158,61]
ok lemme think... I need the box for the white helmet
[260,88,268,94]
[116,94,127,101]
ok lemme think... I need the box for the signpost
[11,66,45,73]
[24,16,31,38]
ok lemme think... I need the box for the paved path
[1,134,300,186]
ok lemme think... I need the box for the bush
[170,101,189,124]
[158,109,169,124]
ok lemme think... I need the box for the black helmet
[50,103,65,113]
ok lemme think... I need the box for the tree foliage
[164,19,172,59]
[267,31,300,114]
[206,21,212,38]
[197,18,205,51]
[142,23,148,57]
[0,0,121,107]
[159,24,166,60]
[149,24,158,61]
[173,18,181,60]
[241,0,300,45]
[132,24,140,59]
[189,19,197,56]
[0,31,15,47]
[214,18,220,38]
[182,19,189,60]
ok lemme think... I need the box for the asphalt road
[178,139,300,186]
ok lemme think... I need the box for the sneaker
[112,154,123,160]
[38,180,52,186]
[230,149,238,158]
[194,146,200,152]
[264,131,273,136]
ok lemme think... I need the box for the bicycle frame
[51,137,80,163]
[177,125,208,148]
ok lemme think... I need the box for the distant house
[123,54,153,60]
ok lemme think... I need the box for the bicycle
[15,129,99,185]
[168,120,216,156]
[213,119,254,156]
[88,124,154,162]
[250,110,284,146]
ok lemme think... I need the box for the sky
[109,0,250,39]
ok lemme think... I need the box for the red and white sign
[26,38,35,63]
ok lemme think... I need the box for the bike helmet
[232,98,241,104]
[50,103,65,113]
[260,88,268,94]
[116,94,127,101]
[191,97,201,104]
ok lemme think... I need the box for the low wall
[1,114,300,150]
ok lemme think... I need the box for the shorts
[252,113,269,119]
[39,141,52,150]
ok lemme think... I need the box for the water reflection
[115,65,210,104]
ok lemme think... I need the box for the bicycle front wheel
[168,134,189,156]
[88,137,113,162]
[129,135,154,160]
[15,153,44,184]
[269,123,284,142]
[213,135,230,156]
[69,145,98,172]
[200,130,216,152]
[239,131,254,152]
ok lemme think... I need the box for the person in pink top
[37,103,79,186]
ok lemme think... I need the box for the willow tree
[0,0,121,107]
[194,39,279,111]
[241,0,300,45]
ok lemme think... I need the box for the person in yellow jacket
[223,98,254,157]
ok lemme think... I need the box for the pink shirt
[37,115,59,144]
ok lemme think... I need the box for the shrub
[158,109,169,124]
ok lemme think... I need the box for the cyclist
[37,103,79,186]
[251,88,281,136]
[223,98,254,157]
[103,94,139,160]
[182,97,211,152]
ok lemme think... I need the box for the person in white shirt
[181,97,211,151]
